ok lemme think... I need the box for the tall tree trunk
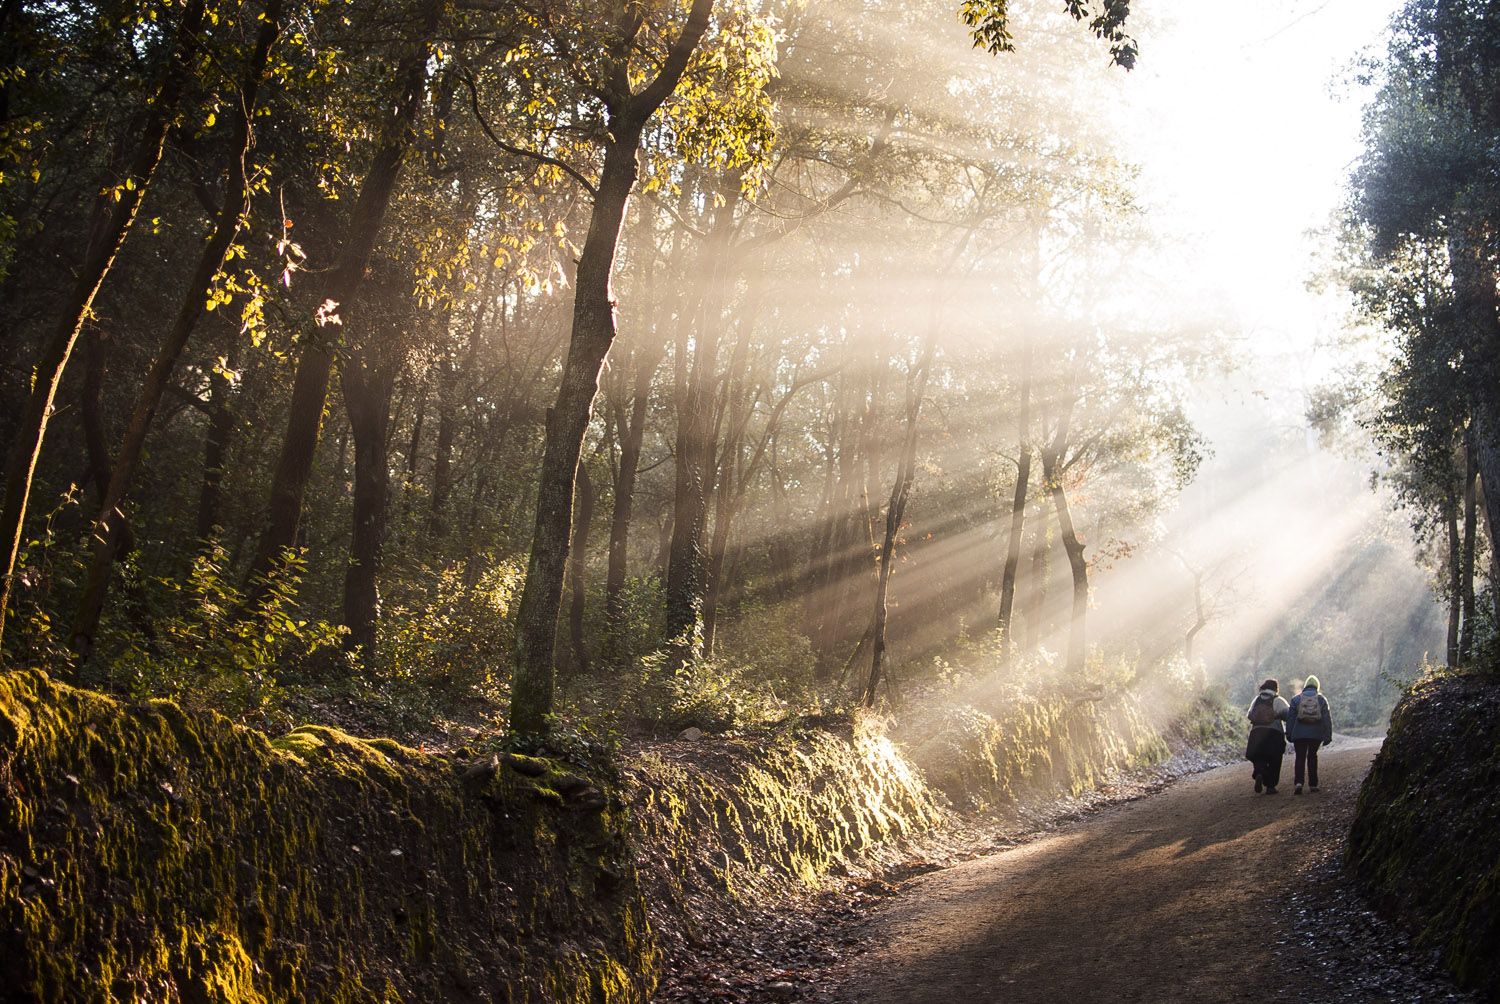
[430,354,456,538]
[196,345,238,541]
[1447,228,1500,628]
[1042,406,1087,674]
[997,340,1031,662]
[604,343,660,658]
[0,0,207,645]
[510,136,642,733]
[80,330,114,507]
[1185,567,1206,664]
[341,356,396,670]
[1023,507,1051,654]
[566,463,594,675]
[701,437,739,655]
[244,0,440,593]
[664,187,738,662]
[509,0,712,735]
[406,380,426,480]
[1459,434,1478,664]
[1447,499,1461,668]
[70,2,284,661]
[864,339,936,707]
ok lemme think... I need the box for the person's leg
[1307,744,1320,789]
[1266,751,1282,791]
[1293,740,1308,787]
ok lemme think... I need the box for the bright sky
[1121,0,1403,389]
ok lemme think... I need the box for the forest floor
[661,738,1479,1003]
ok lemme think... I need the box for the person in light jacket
[1244,678,1290,794]
[1286,675,1333,795]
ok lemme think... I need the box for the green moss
[903,684,1176,812]
[0,668,655,1003]
[1346,673,1500,1000]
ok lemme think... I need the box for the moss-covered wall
[1346,673,1500,1001]
[624,716,943,958]
[0,669,1233,1003]
[899,683,1176,811]
[0,670,653,1003]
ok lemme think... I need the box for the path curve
[832,739,1384,1003]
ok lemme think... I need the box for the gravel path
[824,737,1476,1003]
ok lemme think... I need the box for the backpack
[1249,695,1278,727]
[1296,694,1323,724]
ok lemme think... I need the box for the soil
[821,736,1476,1003]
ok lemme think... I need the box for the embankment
[0,669,1232,1001]
[1346,672,1500,1000]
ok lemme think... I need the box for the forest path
[828,737,1448,1003]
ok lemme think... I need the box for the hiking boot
[1294,784,1304,795]
[1255,780,1264,794]
[1309,785,1319,793]
[1265,787,1278,794]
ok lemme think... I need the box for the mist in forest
[0,0,1451,735]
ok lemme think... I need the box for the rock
[570,788,608,812]
[678,727,704,741]
[460,756,499,786]
[766,981,797,999]
[551,773,593,796]
[503,753,549,777]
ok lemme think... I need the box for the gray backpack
[1296,694,1323,724]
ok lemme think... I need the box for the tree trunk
[70,2,284,661]
[1446,499,1461,668]
[341,358,396,670]
[1042,407,1087,674]
[0,0,207,645]
[244,0,439,593]
[1185,569,1206,664]
[80,329,114,507]
[508,0,712,735]
[1446,227,1500,628]
[864,339,936,707]
[509,132,646,735]
[430,354,456,538]
[406,380,426,480]
[701,437,739,655]
[997,341,1031,661]
[566,462,594,675]
[1460,432,1478,664]
[664,189,738,662]
[1023,507,1051,654]
[604,343,660,658]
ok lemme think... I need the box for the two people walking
[1244,676,1333,795]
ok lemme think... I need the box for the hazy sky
[1122,0,1403,387]
[1086,1,1444,682]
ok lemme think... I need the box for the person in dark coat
[1286,674,1333,794]
[1244,678,1290,794]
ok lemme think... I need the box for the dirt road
[829,737,1468,1003]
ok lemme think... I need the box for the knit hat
[1304,674,1320,691]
